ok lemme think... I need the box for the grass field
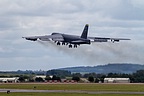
[0,83,144,92]
[0,92,144,96]
[0,83,144,96]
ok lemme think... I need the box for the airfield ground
[0,83,144,96]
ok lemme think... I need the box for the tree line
[0,69,144,83]
[46,69,144,83]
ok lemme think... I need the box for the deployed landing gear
[69,44,72,48]
[62,42,65,45]
[54,41,78,48]
[57,42,60,45]
[68,44,78,48]
[74,44,77,48]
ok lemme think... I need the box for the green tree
[72,76,80,82]
[52,75,61,81]
[46,70,71,78]
[88,76,94,82]
[83,73,96,78]
[95,78,100,83]
[18,75,29,82]
[18,77,25,82]
[100,75,106,83]
[72,73,82,78]
[133,70,144,83]
[35,77,44,82]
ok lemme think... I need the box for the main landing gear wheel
[69,44,72,48]
[74,44,77,48]
[57,42,60,45]
[62,42,65,45]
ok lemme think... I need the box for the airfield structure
[0,77,19,83]
[104,78,130,83]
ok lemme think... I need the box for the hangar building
[104,78,130,83]
[0,77,19,83]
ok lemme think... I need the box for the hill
[59,63,144,74]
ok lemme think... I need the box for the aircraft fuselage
[62,34,91,44]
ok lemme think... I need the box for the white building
[35,75,46,79]
[104,78,130,83]
[0,77,19,83]
[34,75,46,80]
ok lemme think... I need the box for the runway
[1,89,144,94]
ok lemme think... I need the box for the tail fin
[81,24,89,39]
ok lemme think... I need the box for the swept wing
[88,36,130,43]
[22,33,64,42]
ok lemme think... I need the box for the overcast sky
[0,0,144,71]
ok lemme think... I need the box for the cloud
[131,0,144,9]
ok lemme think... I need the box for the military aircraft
[22,24,130,48]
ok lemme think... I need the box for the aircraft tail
[81,24,89,39]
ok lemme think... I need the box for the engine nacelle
[39,38,50,41]
[114,39,119,42]
[111,39,119,43]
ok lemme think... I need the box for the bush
[35,77,44,82]
[88,76,94,82]
[72,76,80,82]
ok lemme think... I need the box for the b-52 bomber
[22,24,130,48]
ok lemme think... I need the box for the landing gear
[66,43,69,45]
[57,42,60,45]
[68,44,77,48]
[62,42,65,45]
[69,44,72,48]
[74,44,77,48]
[54,41,78,48]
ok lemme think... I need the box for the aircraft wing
[22,34,64,42]
[88,37,130,43]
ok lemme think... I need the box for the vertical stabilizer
[81,24,89,39]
